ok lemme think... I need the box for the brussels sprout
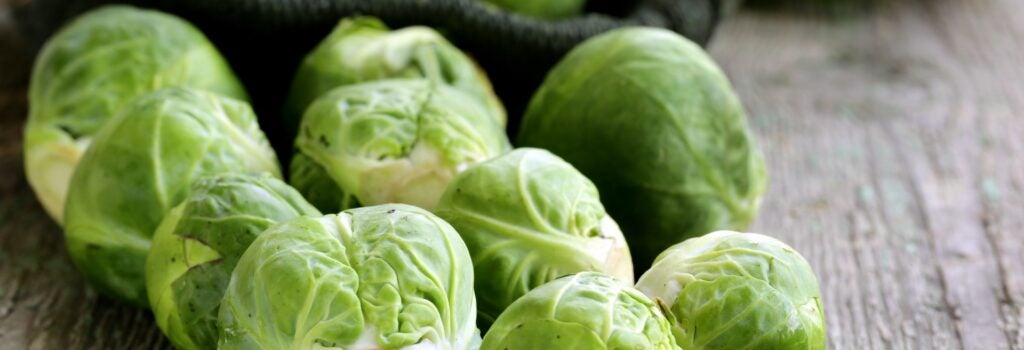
[635,231,826,350]
[517,27,767,271]
[218,204,479,349]
[290,79,510,213]
[284,17,505,134]
[24,5,247,224]
[434,148,633,327]
[145,173,320,350]
[64,87,279,306]
[480,0,587,19]
[480,272,677,350]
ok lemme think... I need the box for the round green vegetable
[284,17,505,133]
[290,79,510,213]
[481,0,587,19]
[145,173,320,350]
[64,87,279,306]
[24,5,247,224]
[480,272,677,350]
[218,204,479,349]
[517,27,767,270]
[635,231,826,350]
[435,148,633,328]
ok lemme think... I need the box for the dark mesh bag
[15,0,727,155]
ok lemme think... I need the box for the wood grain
[1,0,1022,349]
[711,1,1024,349]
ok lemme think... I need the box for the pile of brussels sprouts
[24,5,825,349]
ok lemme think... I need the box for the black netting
[15,0,720,158]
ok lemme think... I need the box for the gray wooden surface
[2,0,1023,349]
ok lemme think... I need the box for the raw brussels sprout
[481,0,587,19]
[218,204,479,349]
[435,148,633,327]
[636,231,826,350]
[480,272,677,350]
[64,87,279,306]
[517,27,767,271]
[284,17,505,133]
[290,79,510,213]
[146,173,320,350]
[24,5,247,224]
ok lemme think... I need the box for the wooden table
[2,1,1022,349]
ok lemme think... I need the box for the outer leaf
[218,204,478,349]
[63,87,279,306]
[145,173,320,350]
[435,148,633,328]
[517,27,767,270]
[291,79,510,212]
[24,5,246,224]
[636,231,826,350]
[480,272,678,350]
[288,152,357,214]
[284,17,505,133]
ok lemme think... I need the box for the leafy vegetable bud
[284,17,505,134]
[480,0,586,19]
[24,5,246,224]
[218,204,479,349]
[435,148,633,328]
[517,27,767,272]
[146,173,320,350]
[481,272,678,350]
[290,79,510,212]
[636,231,826,350]
[64,87,278,306]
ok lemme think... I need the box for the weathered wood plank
[709,1,1024,349]
[941,1,1024,347]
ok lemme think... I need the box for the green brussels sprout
[24,5,247,224]
[480,272,677,350]
[480,0,587,19]
[434,148,633,328]
[290,79,511,213]
[517,27,767,271]
[635,231,826,350]
[145,173,320,350]
[64,87,279,307]
[284,17,505,134]
[218,204,479,349]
